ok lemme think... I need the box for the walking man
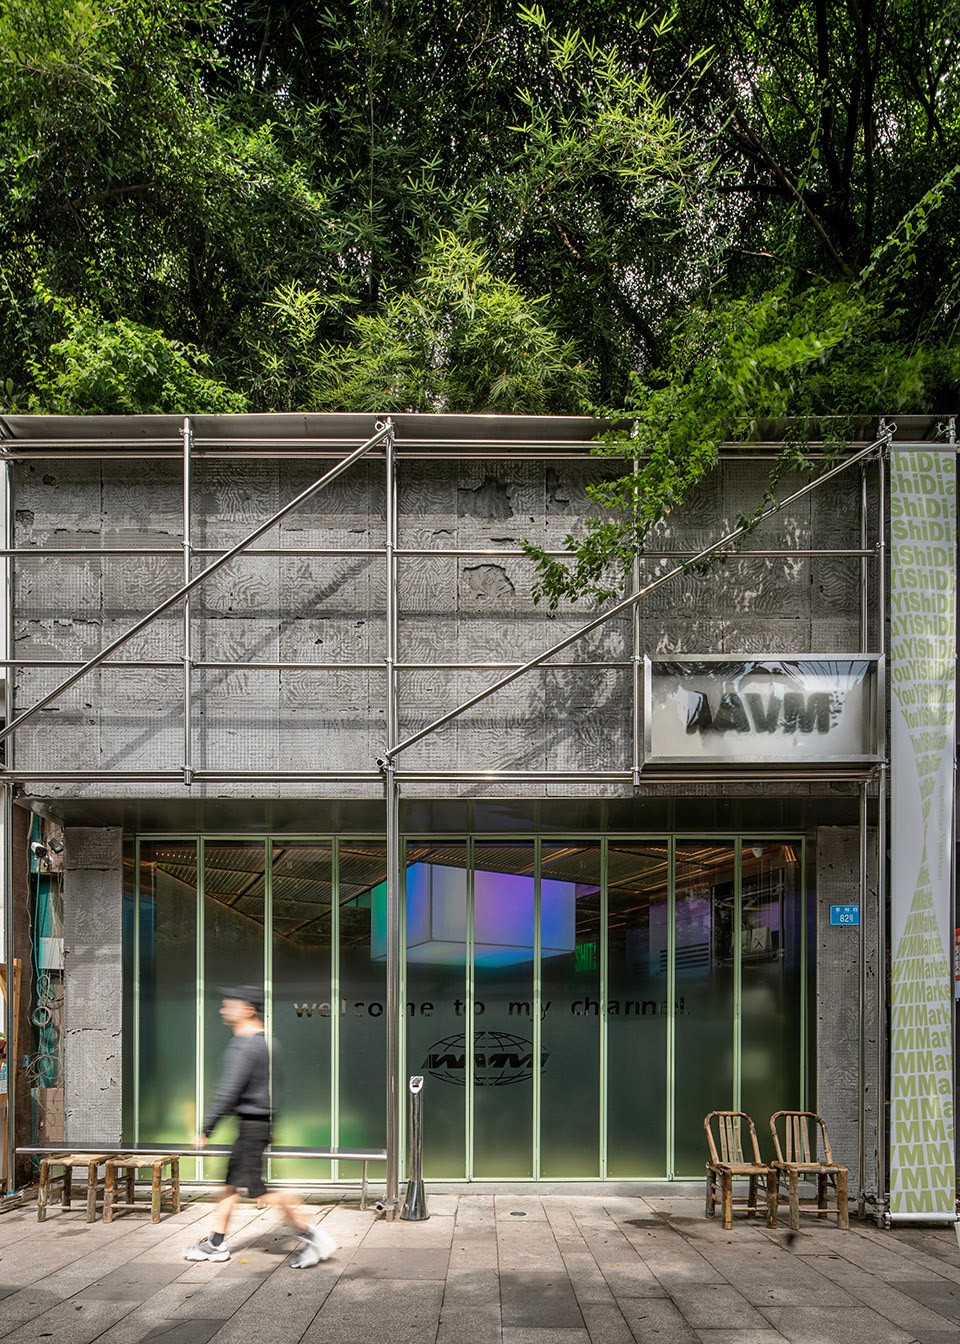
[183,985,336,1268]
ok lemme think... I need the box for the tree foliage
[0,0,957,587]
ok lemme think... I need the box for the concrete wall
[11,453,866,799]
[63,827,123,1144]
[816,825,879,1198]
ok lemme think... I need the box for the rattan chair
[704,1110,778,1230]
[769,1110,849,1230]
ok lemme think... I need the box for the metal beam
[387,436,890,763]
[0,420,394,746]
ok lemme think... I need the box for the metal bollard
[401,1075,428,1221]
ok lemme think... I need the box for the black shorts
[225,1118,271,1197]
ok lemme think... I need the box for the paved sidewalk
[1,1185,960,1344]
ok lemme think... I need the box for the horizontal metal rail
[0,421,393,746]
[2,660,634,670]
[387,436,888,762]
[0,546,874,559]
[0,767,873,783]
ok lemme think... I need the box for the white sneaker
[183,1236,230,1262]
[290,1225,337,1268]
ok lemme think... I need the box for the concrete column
[815,825,878,1196]
[63,827,123,1145]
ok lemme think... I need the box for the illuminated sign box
[644,656,882,768]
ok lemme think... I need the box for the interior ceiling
[136,837,797,951]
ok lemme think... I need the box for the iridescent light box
[371,862,580,965]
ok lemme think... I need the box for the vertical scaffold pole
[182,417,194,787]
[382,421,401,1217]
[2,437,14,1193]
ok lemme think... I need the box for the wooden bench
[19,1144,388,1213]
[104,1153,181,1223]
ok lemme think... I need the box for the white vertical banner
[888,447,957,1221]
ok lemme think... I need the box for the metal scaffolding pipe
[182,417,194,787]
[382,425,402,1218]
[0,546,877,559]
[0,420,394,746]
[388,436,890,762]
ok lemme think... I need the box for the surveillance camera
[30,841,48,859]
[47,837,64,854]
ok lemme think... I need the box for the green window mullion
[533,837,542,1180]
[133,836,141,1146]
[466,836,475,1181]
[196,835,206,1181]
[733,839,743,1112]
[599,836,608,1179]
[331,836,340,1180]
[264,839,274,1181]
[800,836,808,1110]
[666,835,676,1180]
[399,836,408,1184]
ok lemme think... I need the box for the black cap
[219,985,264,1016]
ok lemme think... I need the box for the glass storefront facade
[127,833,808,1180]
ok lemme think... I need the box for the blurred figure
[182,985,336,1268]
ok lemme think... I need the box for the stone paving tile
[338,1246,450,1279]
[447,1238,499,1273]
[499,1269,584,1330]
[578,1300,636,1344]
[360,1214,455,1248]
[501,1331,590,1344]
[893,1280,960,1322]
[298,1277,445,1344]
[543,1205,589,1251]
[760,1305,918,1344]
[618,1295,699,1343]
[596,1260,667,1299]
[85,1285,203,1344]
[693,1331,787,1344]
[0,1296,132,1344]
[559,1251,619,1306]
[667,1283,773,1330]
[438,1267,502,1344]
[494,1198,550,1223]
[74,1263,189,1302]
[140,1322,228,1344]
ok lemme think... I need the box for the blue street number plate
[830,904,860,926]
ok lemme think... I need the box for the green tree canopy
[1,0,957,594]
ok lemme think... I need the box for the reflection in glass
[740,842,802,1123]
[203,842,267,1181]
[271,842,333,1179]
[138,841,199,1179]
[473,844,535,1178]
[607,843,669,1176]
[674,843,736,1176]
[540,844,601,1177]
[404,844,468,1177]
[339,843,387,1158]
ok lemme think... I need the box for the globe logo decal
[423,1030,549,1087]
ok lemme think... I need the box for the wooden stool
[38,1153,114,1222]
[103,1154,181,1223]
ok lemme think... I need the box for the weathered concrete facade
[2,412,891,1189]
[10,437,866,796]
